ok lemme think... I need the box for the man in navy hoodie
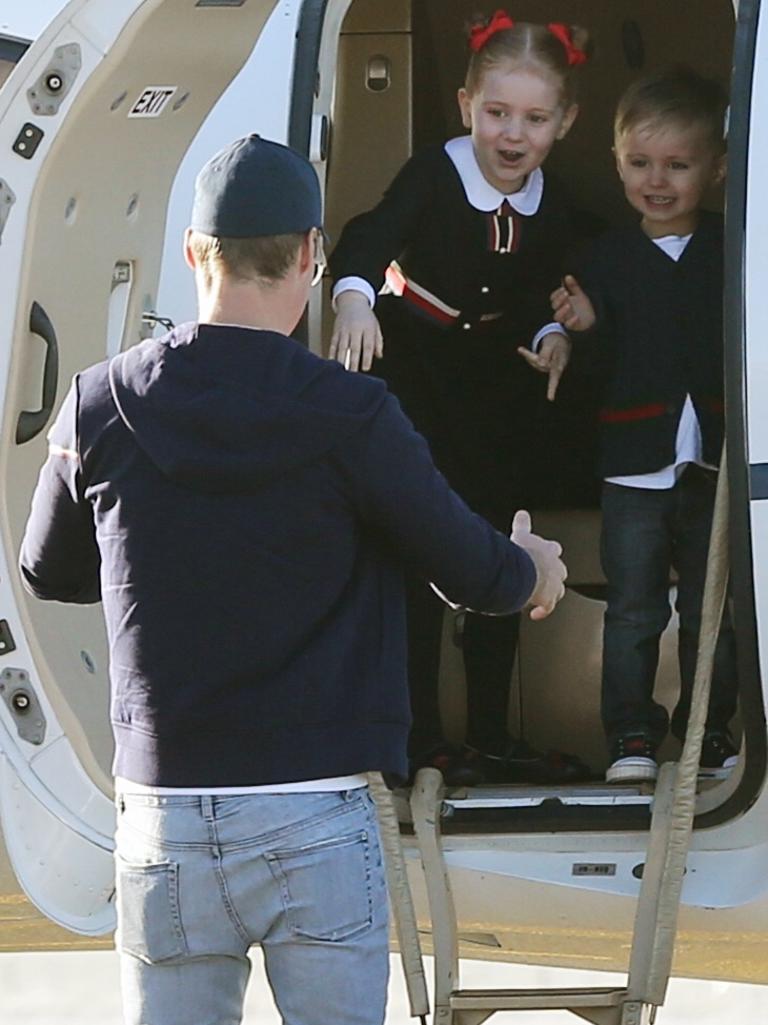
[19,135,566,1025]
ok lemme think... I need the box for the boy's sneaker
[699,730,739,777]
[606,733,658,783]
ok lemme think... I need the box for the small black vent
[13,122,44,160]
[0,621,15,656]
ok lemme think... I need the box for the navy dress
[331,141,584,758]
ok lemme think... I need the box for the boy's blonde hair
[464,18,591,105]
[615,66,728,152]
[188,230,305,286]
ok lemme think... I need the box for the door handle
[16,301,59,444]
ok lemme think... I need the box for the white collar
[444,136,544,214]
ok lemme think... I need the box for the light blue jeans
[114,787,389,1025]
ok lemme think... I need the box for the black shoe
[409,742,485,787]
[606,733,658,783]
[473,737,593,785]
[700,730,739,774]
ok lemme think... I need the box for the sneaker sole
[606,757,658,784]
[698,755,738,780]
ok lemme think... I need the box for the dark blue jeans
[600,466,737,748]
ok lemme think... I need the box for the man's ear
[297,230,314,276]
[556,103,579,140]
[457,87,472,130]
[183,227,196,271]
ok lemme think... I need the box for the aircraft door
[0,0,278,944]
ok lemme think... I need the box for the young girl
[329,11,592,785]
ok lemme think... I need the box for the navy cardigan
[578,211,725,478]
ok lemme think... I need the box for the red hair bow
[470,10,515,52]
[548,22,588,66]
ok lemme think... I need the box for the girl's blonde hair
[465,15,591,105]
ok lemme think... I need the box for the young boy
[551,66,738,783]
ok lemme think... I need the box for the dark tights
[406,575,520,757]
[373,312,536,761]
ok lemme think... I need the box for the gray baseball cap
[190,135,322,238]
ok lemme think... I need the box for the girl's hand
[550,274,596,332]
[328,291,384,372]
[517,333,571,401]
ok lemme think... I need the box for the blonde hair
[465,17,591,105]
[615,66,728,153]
[188,230,305,286]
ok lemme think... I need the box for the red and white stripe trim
[384,262,502,328]
[385,262,459,324]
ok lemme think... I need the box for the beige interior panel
[0,59,14,91]
[341,0,411,35]
[326,33,412,243]
[322,3,412,351]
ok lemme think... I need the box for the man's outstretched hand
[510,509,567,620]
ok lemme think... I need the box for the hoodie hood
[108,322,386,493]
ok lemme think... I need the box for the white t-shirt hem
[114,774,369,797]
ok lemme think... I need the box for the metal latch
[0,180,15,243]
[27,43,82,116]
[0,669,46,745]
[366,55,391,93]
[112,261,132,288]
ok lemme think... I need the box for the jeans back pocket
[115,857,188,963]
[267,830,374,942]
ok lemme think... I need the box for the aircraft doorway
[320,0,760,829]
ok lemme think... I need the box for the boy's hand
[550,274,596,332]
[329,291,383,372]
[517,333,571,401]
[510,510,567,621]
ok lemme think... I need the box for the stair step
[444,790,652,809]
[450,986,627,1011]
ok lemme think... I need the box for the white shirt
[605,232,714,490]
[115,774,369,797]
